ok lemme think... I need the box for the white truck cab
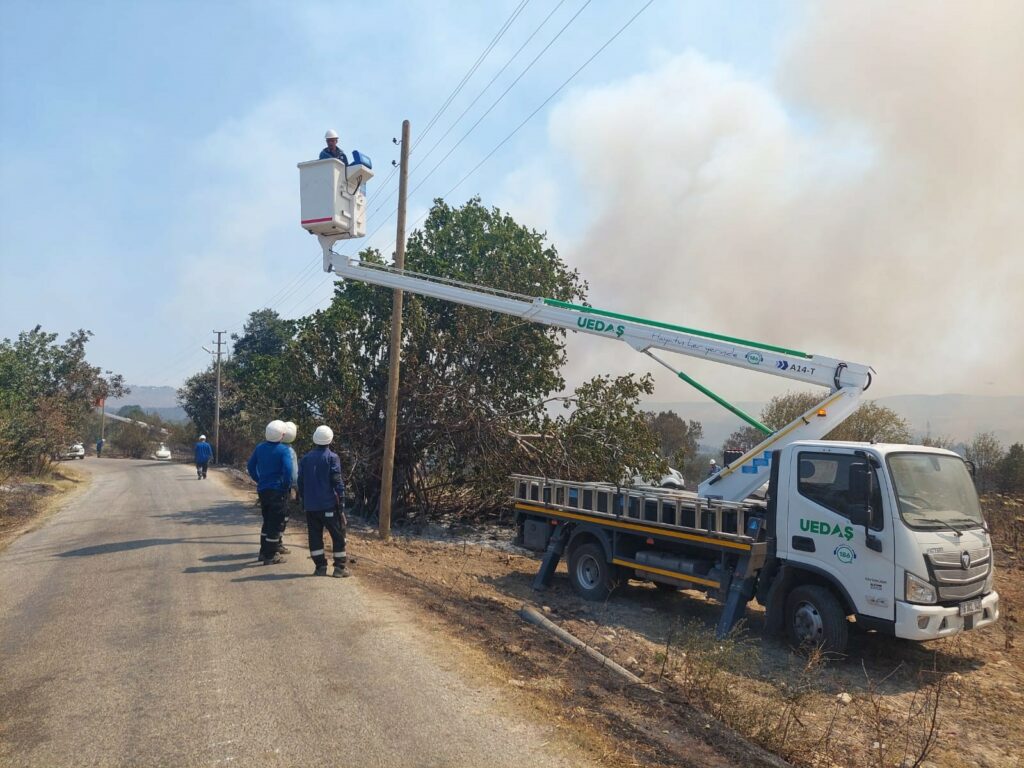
[774,442,998,643]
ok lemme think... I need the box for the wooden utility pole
[213,331,225,464]
[379,119,410,540]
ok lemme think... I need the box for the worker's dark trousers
[278,495,292,552]
[258,489,288,560]
[306,508,347,567]
[196,461,209,479]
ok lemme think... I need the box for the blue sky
[2,1,1021,403]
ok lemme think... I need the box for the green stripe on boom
[543,298,810,359]
[675,371,772,435]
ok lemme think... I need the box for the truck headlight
[905,572,937,605]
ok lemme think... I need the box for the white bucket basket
[297,158,374,239]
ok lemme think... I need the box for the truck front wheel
[785,585,849,653]
[568,541,614,601]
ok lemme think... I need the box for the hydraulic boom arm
[316,238,873,501]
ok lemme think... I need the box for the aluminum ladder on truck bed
[511,475,770,637]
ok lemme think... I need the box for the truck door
[784,449,895,621]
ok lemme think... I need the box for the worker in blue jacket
[246,420,294,565]
[194,435,213,480]
[298,425,350,578]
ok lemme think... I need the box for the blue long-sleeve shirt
[194,441,213,463]
[246,442,294,492]
[319,146,348,163]
[297,446,345,512]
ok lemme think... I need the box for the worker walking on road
[276,421,299,555]
[246,420,294,565]
[194,434,213,480]
[95,437,104,458]
[298,425,350,578]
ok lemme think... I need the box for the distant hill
[108,385,179,409]
[106,386,187,424]
[643,394,1024,451]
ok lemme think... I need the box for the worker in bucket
[194,434,213,480]
[276,421,300,555]
[708,459,721,478]
[298,425,351,578]
[246,420,294,565]
[319,129,348,163]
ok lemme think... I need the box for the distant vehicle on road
[153,443,172,461]
[57,442,86,460]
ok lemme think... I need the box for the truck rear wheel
[785,585,848,653]
[568,541,614,601]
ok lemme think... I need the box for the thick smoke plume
[546,2,1023,401]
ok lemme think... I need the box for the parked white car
[58,442,86,460]
[630,466,686,490]
[153,443,172,461]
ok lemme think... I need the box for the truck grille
[926,547,991,602]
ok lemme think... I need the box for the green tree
[967,432,1005,494]
[177,367,247,463]
[0,327,126,474]
[762,391,910,442]
[723,391,911,457]
[218,198,588,517]
[543,374,666,484]
[644,410,703,476]
[997,443,1024,494]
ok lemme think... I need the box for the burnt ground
[125,469,1024,767]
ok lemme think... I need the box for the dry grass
[0,464,87,551]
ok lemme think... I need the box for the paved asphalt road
[0,459,598,767]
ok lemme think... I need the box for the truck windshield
[887,453,984,531]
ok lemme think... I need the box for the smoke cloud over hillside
[544,2,1023,403]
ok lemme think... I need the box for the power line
[369,0,654,260]
[413,0,531,151]
[366,0,543,212]
[360,0,594,255]
[411,0,573,184]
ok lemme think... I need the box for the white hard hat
[265,420,286,442]
[281,421,297,444]
[325,129,339,140]
[198,435,206,441]
[312,425,334,446]
[710,459,717,465]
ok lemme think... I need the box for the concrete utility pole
[213,331,225,464]
[204,332,226,463]
[379,119,410,541]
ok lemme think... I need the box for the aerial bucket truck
[297,162,999,652]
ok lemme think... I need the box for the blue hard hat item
[350,150,372,169]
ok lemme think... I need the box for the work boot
[332,565,351,578]
[313,564,328,577]
[277,544,291,554]
[262,553,286,565]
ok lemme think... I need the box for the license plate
[959,598,982,616]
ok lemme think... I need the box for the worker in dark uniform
[194,434,213,479]
[298,425,350,578]
[246,420,294,565]
[320,129,348,163]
